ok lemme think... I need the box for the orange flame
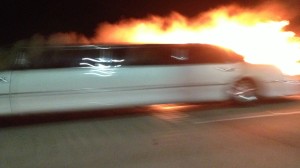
[92,5,300,75]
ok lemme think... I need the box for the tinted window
[15,48,101,69]
[0,48,14,70]
[226,51,244,63]
[171,45,244,64]
[187,45,229,64]
[120,46,174,66]
[78,47,175,67]
[13,45,244,70]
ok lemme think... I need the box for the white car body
[0,44,300,115]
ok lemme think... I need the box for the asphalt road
[1,97,300,168]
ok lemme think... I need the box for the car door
[104,46,198,105]
[179,45,244,101]
[10,48,110,114]
[69,46,191,106]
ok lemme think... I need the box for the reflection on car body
[0,43,300,115]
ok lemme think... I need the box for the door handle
[0,77,7,83]
[216,67,235,72]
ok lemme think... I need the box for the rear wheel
[230,79,259,104]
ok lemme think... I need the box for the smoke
[12,32,89,47]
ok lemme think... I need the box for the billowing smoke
[12,32,89,47]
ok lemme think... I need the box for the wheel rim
[231,80,258,102]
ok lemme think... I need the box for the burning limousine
[0,43,300,115]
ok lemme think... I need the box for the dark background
[1,0,300,46]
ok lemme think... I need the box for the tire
[230,79,259,104]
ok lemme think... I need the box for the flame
[92,5,300,75]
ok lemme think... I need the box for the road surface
[1,97,300,168]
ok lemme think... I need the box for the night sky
[1,0,299,46]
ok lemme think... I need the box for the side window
[123,46,173,66]
[15,48,102,69]
[226,51,244,63]
[61,49,100,68]
[171,48,189,62]
[16,49,71,69]
[187,46,228,64]
[0,48,14,70]
[14,48,48,69]
[79,48,125,68]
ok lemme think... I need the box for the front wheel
[229,79,259,104]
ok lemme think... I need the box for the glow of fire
[93,5,300,75]
[149,104,194,111]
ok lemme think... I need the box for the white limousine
[0,44,300,115]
